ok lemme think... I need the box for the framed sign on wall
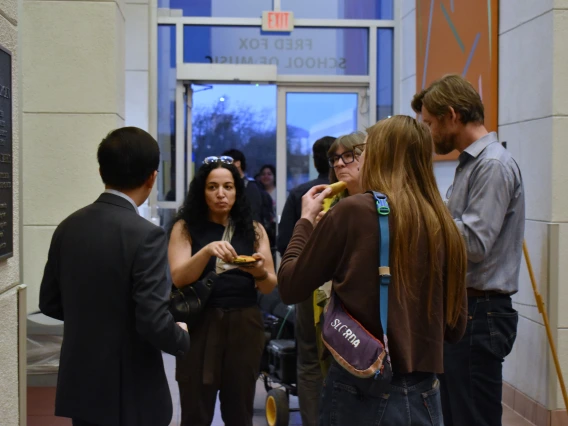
[0,44,12,260]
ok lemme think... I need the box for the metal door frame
[150,2,402,217]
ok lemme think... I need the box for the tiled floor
[27,354,536,426]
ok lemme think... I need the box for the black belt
[466,288,511,298]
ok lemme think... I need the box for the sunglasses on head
[203,156,234,165]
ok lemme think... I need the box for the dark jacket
[277,173,329,256]
[39,193,190,426]
[244,177,263,222]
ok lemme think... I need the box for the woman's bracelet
[254,270,269,282]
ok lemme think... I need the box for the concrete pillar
[499,1,568,421]
[125,0,149,130]
[0,0,24,423]
[21,0,126,312]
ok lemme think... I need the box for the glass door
[276,86,370,217]
[158,83,369,229]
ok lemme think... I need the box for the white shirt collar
[104,189,139,214]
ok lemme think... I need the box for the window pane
[282,0,393,19]
[377,28,393,121]
[157,25,176,202]
[158,0,392,19]
[286,93,358,191]
[192,83,277,196]
[158,0,271,18]
[184,26,369,75]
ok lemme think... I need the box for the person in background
[278,115,468,425]
[313,131,367,378]
[256,164,277,261]
[222,149,262,221]
[258,164,276,206]
[276,135,335,426]
[168,157,277,426]
[412,74,525,426]
[39,127,190,426]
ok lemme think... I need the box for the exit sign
[262,11,294,32]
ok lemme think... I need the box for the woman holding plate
[168,155,276,426]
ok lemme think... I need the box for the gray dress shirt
[446,132,525,294]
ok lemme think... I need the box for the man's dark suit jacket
[39,192,190,426]
[277,173,329,256]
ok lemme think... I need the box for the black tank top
[187,221,257,309]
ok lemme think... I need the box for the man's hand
[177,322,188,332]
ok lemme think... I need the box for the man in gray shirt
[412,74,525,426]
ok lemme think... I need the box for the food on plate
[232,255,257,264]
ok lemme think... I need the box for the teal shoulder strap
[371,191,391,336]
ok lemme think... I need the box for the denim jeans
[440,293,518,426]
[319,361,443,426]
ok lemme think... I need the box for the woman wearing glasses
[168,156,277,426]
[312,131,367,379]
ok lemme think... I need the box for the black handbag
[169,271,218,329]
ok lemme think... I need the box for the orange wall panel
[416,0,499,161]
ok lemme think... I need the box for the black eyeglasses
[328,151,356,168]
[203,156,234,165]
[328,143,366,168]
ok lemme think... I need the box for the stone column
[499,1,568,422]
[0,0,23,423]
[125,0,149,129]
[21,0,126,312]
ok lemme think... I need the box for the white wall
[22,0,126,313]
[0,0,22,422]
[125,0,149,130]
[499,0,568,410]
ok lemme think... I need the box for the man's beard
[433,134,455,155]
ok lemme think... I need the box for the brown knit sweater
[278,193,467,374]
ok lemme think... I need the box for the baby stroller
[258,290,298,426]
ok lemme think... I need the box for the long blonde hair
[360,115,466,327]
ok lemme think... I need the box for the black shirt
[244,177,262,222]
[188,221,257,309]
[277,173,329,256]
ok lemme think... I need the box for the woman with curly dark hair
[168,156,277,426]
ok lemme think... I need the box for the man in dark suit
[39,127,190,426]
[277,135,335,426]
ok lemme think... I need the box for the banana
[325,181,347,199]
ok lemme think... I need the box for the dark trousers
[296,294,323,426]
[319,361,442,426]
[440,294,518,426]
[72,421,100,426]
[176,306,266,426]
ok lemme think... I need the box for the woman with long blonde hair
[278,115,467,425]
